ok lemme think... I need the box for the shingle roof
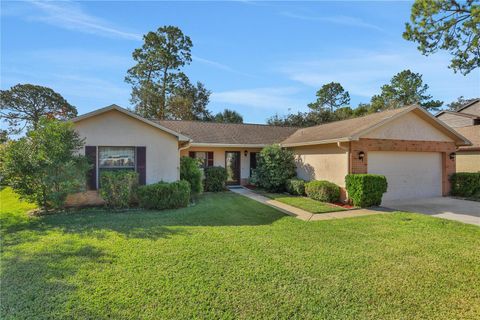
[436,110,480,119]
[281,107,410,146]
[155,120,298,145]
[455,126,480,151]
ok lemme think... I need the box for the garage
[368,151,442,202]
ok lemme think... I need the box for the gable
[460,100,480,116]
[363,111,454,142]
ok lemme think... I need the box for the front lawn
[1,187,479,319]
[253,189,346,213]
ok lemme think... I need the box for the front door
[225,151,241,185]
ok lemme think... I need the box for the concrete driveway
[383,197,480,226]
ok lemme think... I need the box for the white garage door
[368,151,442,202]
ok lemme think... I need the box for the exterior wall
[180,146,262,184]
[365,112,454,141]
[461,101,480,116]
[74,109,180,185]
[437,113,475,128]
[456,151,480,172]
[350,138,457,196]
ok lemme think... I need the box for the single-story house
[71,104,470,204]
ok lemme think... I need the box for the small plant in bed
[305,180,340,203]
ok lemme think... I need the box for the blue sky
[2,1,479,124]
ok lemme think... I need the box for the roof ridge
[154,119,299,129]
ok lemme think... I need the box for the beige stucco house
[436,99,480,173]
[71,104,470,204]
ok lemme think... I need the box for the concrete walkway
[230,187,390,222]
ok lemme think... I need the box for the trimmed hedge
[204,166,228,192]
[450,172,480,197]
[345,174,388,207]
[137,180,190,210]
[99,170,138,209]
[180,156,203,195]
[285,178,305,195]
[305,180,340,203]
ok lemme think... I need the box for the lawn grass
[1,187,480,319]
[253,189,345,213]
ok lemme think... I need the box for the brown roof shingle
[281,107,410,146]
[455,126,480,151]
[155,120,298,145]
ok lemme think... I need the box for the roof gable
[71,105,190,141]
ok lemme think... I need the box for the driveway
[383,197,480,226]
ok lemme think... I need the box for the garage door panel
[368,151,442,202]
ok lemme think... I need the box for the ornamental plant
[255,144,296,192]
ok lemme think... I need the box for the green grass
[1,187,479,319]
[254,189,345,213]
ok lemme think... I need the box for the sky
[1,0,479,124]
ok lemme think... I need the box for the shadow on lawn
[1,242,110,319]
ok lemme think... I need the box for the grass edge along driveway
[1,187,480,319]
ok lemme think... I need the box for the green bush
[255,144,296,192]
[285,178,305,195]
[305,180,340,203]
[204,166,227,192]
[99,170,139,209]
[450,172,480,197]
[180,156,203,195]
[137,180,190,210]
[345,174,388,207]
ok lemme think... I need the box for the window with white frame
[99,147,135,169]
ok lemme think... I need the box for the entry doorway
[225,151,241,185]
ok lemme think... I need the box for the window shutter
[85,146,97,190]
[189,151,195,158]
[136,147,146,185]
[207,152,214,167]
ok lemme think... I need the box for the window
[189,151,214,168]
[99,147,135,169]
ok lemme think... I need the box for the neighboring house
[72,104,470,204]
[435,99,480,173]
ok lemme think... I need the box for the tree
[125,26,193,119]
[308,82,350,112]
[372,70,443,111]
[169,76,212,120]
[0,84,77,134]
[1,118,89,211]
[447,96,478,110]
[214,109,243,123]
[404,0,479,75]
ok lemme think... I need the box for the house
[435,99,480,173]
[71,104,470,204]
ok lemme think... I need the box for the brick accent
[349,139,457,196]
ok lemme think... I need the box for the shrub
[99,170,139,209]
[255,144,296,192]
[450,172,480,197]
[305,180,340,203]
[345,174,388,207]
[204,166,228,192]
[180,156,203,195]
[285,178,305,195]
[0,118,89,211]
[137,180,190,210]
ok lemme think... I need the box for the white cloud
[192,55,255,77]
[280,11,384,31]
[278,48,480,103]
[26,0,142,40]
[211,87,306,111]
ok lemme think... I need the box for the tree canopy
[0,84,77,135]
[213,109,243,123]
[404,0,480,75]
[308,82,350,112]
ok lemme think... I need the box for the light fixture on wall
[244,150,248,157]
[449,152,456,160]
[358,151,365,161]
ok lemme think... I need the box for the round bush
[204,166,227,192]
[285,178,305,195]
[305,180,340,203]
[137,180,191,210]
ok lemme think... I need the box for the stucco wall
[180,146,262,183]
[437,113,475,128]
[74,109,180,184]
[456,151,480,172]
[365,112,454,141]
[290,143,349,187]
